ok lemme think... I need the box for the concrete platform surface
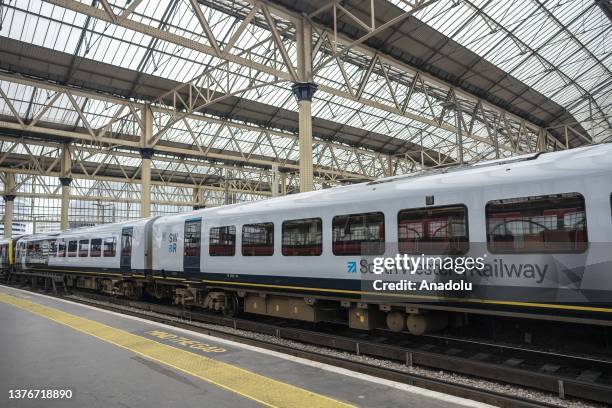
[0,285,493,408]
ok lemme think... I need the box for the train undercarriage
[5,270,461,335]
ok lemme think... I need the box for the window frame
[103,237,116,257]
[50,240,57,257]
[486,192,588,254]
[209,225,236,257]
[67,240,78,257]
[90,239,102,257]
[184,219,202,258]
[242,222,274,256]
[78,239,90,257]
[397,204,469,255]
[57,239,66,257]
[332,211,385,256]
[282,217,323,256]
[121,232,133,257]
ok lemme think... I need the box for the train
[2,143,612,335]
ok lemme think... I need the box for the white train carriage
[11,143,612,332]
[15,218,158,278]
[150,143,612,327]
[15,234,60,270]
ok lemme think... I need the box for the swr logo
[347,261,357,273]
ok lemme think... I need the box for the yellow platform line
[0,292,354,408]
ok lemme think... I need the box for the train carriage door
[183,218,202,274]
[120,227,134,271]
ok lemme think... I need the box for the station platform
[0,285,492,408]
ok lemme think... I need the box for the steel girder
[0,73,426,183]
[42,0,569,161]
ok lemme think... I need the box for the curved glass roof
[402,0,611,141]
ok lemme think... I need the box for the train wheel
[222,293,240,317]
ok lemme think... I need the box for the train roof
[15,143,610,234]
[157,143,611,222]
[55,217,159,239]
[17,233,60,242]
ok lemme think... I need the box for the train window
[242,223,274,256]
[486,193,588,253]
[184,220,201,257]
[40,242,47,258]
[104,237,116,257]
[332,212,385,255]
[58,240,66,257]
[121,234,132,257]
[282,218,322,256]
[90,239,102,257]
[26,241,39,263]
[209,226,236,256]
[50,240,57,257]
[398,205,469,255]
[68,240,77,257]
[78,240,90,257]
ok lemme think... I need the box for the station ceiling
[0,0,609,191]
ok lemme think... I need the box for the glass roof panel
[404,0,611,136]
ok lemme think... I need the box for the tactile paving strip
[0,292,354,408]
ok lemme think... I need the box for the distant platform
[0,285,491,408]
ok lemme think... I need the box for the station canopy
[0,0,610,191]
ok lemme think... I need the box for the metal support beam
[271,164,279,197]
[37,0,569,157]
[0,72,408,181]
[294,17,316,192]
[193,186,205,210]
[456,103,464,165]
[294,83,317,192]
[59,144,72,231]
[140,104,153,218]
[59,177,72,231]
[280,172,287,196]
[223,167,235,205]
[3,172,15,237]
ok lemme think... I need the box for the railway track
[3,283,611,407]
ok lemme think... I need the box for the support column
[140,104,154,218]
[280,172,287,196]
[537,129,547,152]
[455,103,464,165]
[59,144,72,231]
[292,84,317,192]
[59,177,72,231]
[386,156,394,177]
[271,164,280,197]
[140,149,153,217]
[193,186,205,210]
[3,172,15,238]
[493,120,500,159]
[224,168,232,205]
[293,17,317,193]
